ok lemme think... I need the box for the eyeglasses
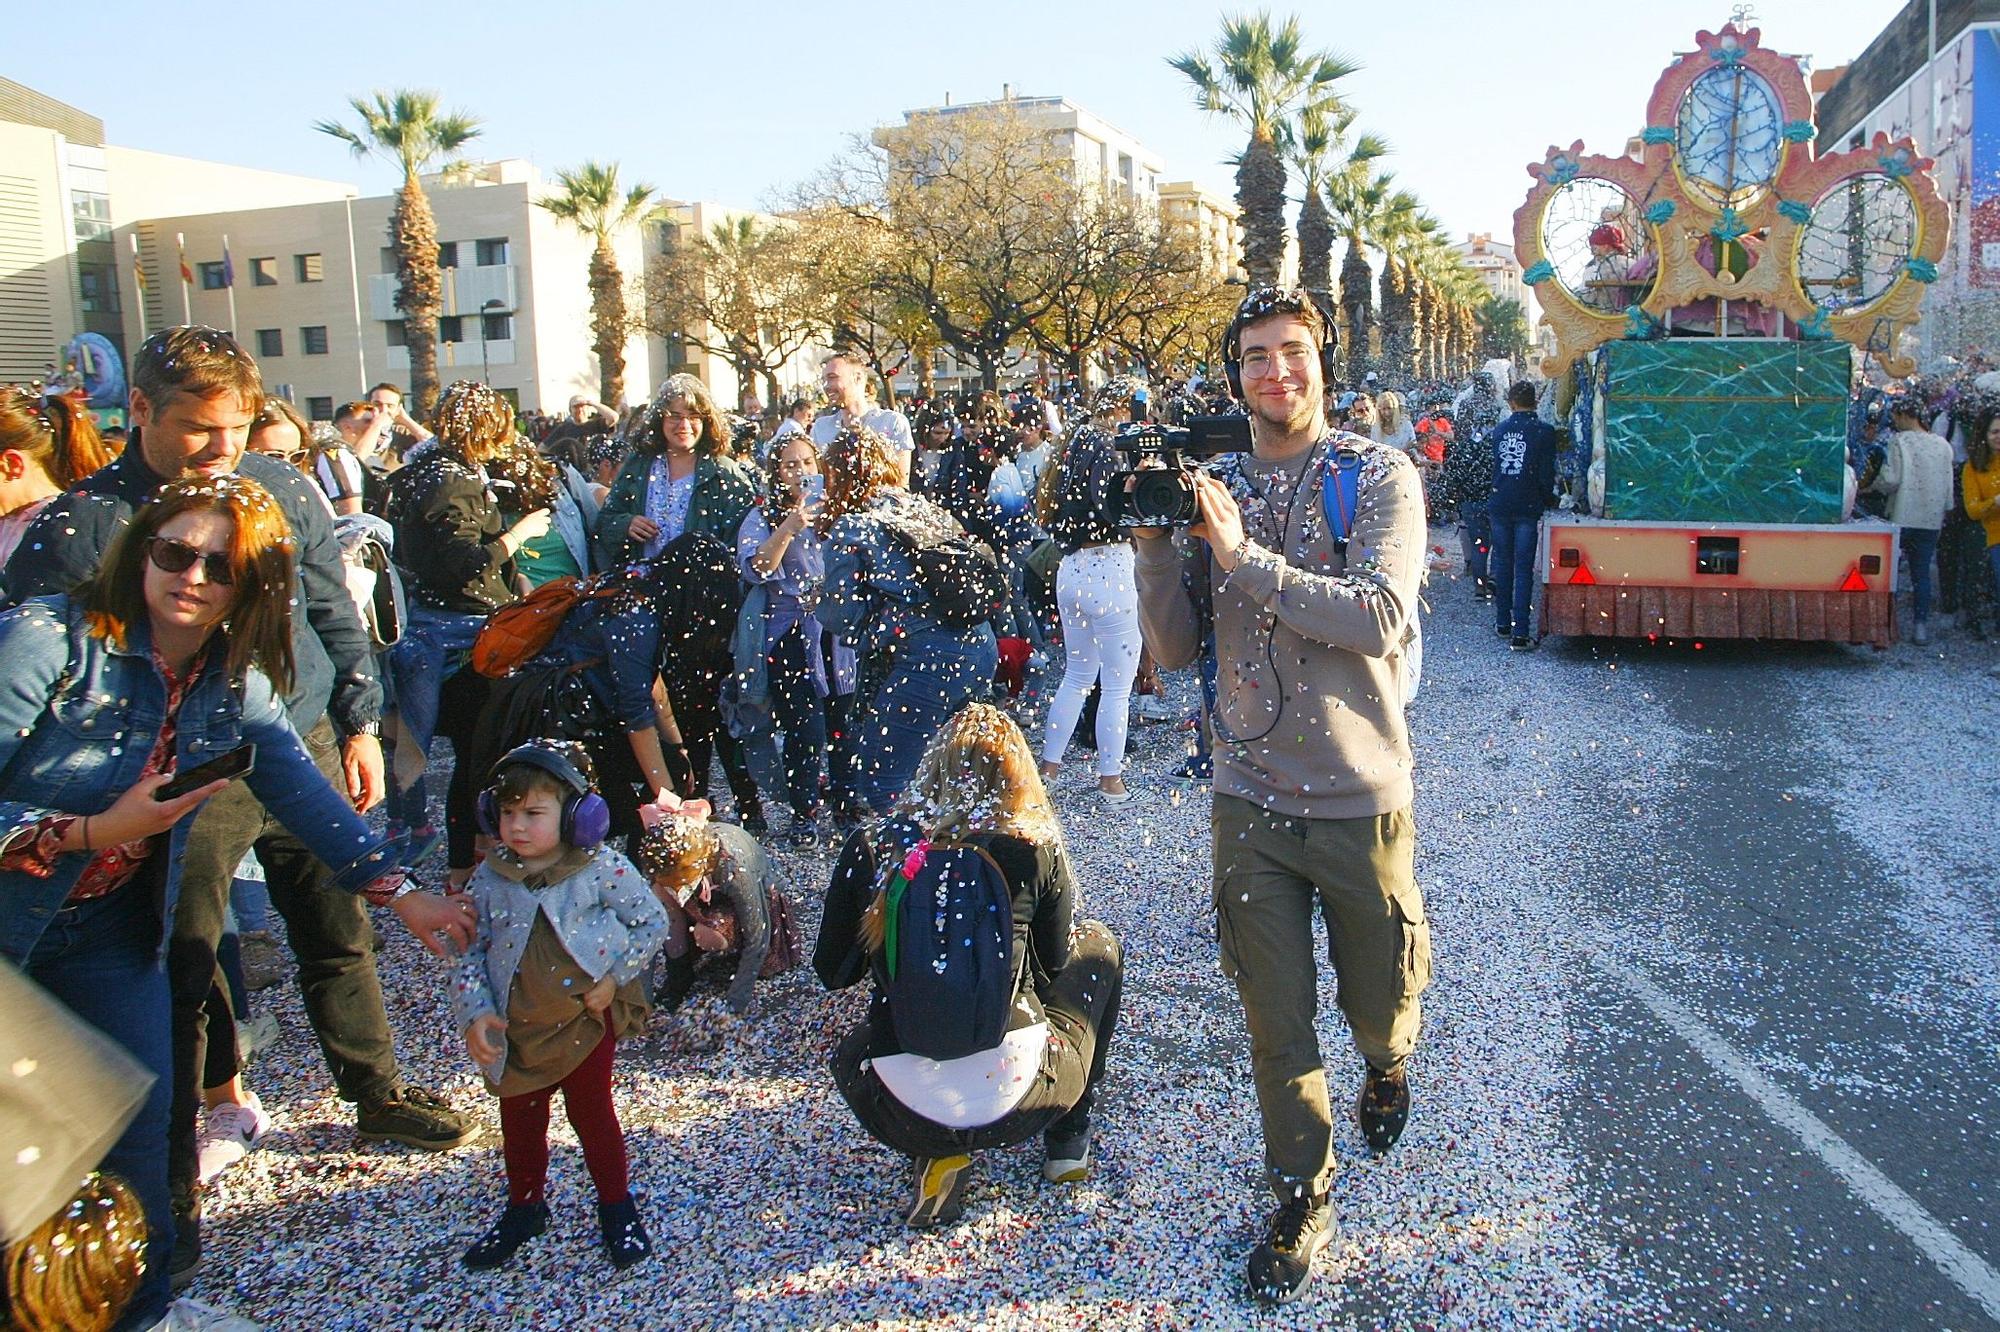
[1239,346,1316,380]
[147,537,234,586]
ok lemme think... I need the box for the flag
[220,237,234,289]
[177,232,192,287]
[129,233,146,293]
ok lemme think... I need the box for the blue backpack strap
[1321,449,1362,543]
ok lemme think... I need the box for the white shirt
[811,405,913,455]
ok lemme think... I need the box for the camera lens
[1131,469,1195,525]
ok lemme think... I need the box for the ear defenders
[1222,290,1341,400]
[476,741,612,849]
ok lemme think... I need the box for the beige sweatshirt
[1134,432,1427,820]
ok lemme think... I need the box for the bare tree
[1031,191,1210,381]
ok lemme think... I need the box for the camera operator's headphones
[1221,288,1341,400]
[476,740,612,849]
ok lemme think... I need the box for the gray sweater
[1134,432,1426,820]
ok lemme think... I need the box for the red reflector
[1568,563,1597,585]
[1839,566,1869,592]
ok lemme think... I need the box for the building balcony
[368,264,519,321]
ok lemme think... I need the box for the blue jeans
[1900,527,1940,622]
[1459,503,1491,584]
[858,629,999,812]
[25,886,175,1328]
[1488,517,1540,638]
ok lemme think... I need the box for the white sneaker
[1132,694,1174,724]
[1097,786,1137,806]
[1912,618,1931,646]
[196,1091,272,1184]
[236,1009,279,1062]
[150,1297,262,1330]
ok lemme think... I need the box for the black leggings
[437,667,494,871]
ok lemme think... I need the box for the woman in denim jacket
[816,423,999,812]
[0,477,470,1328]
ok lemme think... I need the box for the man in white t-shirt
[810,352,913,484]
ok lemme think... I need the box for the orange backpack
[469,572,623,678]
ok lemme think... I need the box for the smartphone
[802,473,825,504]
[155,744,256,801]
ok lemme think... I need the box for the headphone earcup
[476,788,500,839]
[1225,363,1243,399]
[567,792,612,849]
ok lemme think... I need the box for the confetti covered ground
[189,531,2000,1330]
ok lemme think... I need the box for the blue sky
[28,1,1896,243]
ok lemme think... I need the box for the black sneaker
[597,1196,652,1269]
[1246,1185,1336,1306]
[906,1153,973,1228]
[1042,1127,1092,1183]
[463,1202,548,1270]
[357,1086,474,1150]
[1509,635,1535,652]
[1356,1063,1411,1151]
[169,1196,200,1291]
[1496,624,1510,639]
[738,799,769,835]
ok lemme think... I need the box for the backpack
[875,837,1019,1062]
[331,514,406,652]
[1322,450,1424,706]
[469,569,623,678]
[882,522,1008,631]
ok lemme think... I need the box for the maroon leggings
[497,1029,629,1206]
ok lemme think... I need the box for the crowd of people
[4,281,1995,1327]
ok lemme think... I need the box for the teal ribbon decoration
[1782,121,1817,143]
[1777,199,1813,224]
[1799,308,1833,339]
[1879,151,1914,179]
[1522,259,1555,285]
[1906,257,1939,282]
[1623,306,1660,340]
[1711,207,1749,242]
[1645,199,1677,224]
[1548,158,1580,186]
[1708,43,1746,66]
[1641,125,1677,145]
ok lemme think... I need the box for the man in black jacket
[5,326,470,1290]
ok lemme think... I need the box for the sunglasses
[147,537,235,586]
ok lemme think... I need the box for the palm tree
[1292,104,1386,310]
[539,161,656,408]
[315,91,481,413]
[1376,209,1437,377]
[1170,12,1359,287]
[1325,168,1412,376]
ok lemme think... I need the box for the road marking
[1595,955,2000,1325]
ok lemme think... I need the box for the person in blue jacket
[0,476,471,1328]
[1486,381,1562,649]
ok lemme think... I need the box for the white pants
[1042,544,1142,777]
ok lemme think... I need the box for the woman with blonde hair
[817,424,1000,812]
[1372,390,1418,458]
[814,703,1124,1229]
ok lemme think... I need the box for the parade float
[1512,23,1949,647]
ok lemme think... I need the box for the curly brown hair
[815,423,898,537]
[632,374,731,459]
[431,380,516,468]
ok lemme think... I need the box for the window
[306,396,333,421]
[380,246,398,274]
[255,329,283,358]
[474,238,509,266]
[199,261,227,290]
[439,316,464,344]
[300,325,329,356]
[384,320,407,348]
[251,257,277,287]
[70,191,112,243]
[480,311,512,341]
[295,253,324,283]
[77,265,121,314]
[437,241,459,269]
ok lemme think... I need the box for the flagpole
[177,232,191,324]
[222,233,238,336]
[129,232,147,337]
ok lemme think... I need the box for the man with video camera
[1131,287,1432,1307]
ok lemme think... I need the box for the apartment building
[1159,180,1245,282]
[899,89,1167,205]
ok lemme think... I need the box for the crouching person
[450,741,668,1272]
[814,703,1124,1228]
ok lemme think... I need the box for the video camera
[1112,415,1252,527]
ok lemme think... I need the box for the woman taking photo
[387,380,547,886]
[815,704,1123,1228]
[0,476,468,1327]
[0,385,112,571]
[1035,378,1143,804]
[817,424,1000,813]
[736,433,860,841]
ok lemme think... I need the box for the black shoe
[357,1086,473,1150]
[1496,624,1510,638]
[785,807,820,848]
[463,1202,548,1270]
[1509,635,1534,652]
[831,800,866,832]
[597,1195,652,1269]
[169,1196,200,1291]
[738,799,768,835]
[1356,1063,1411,1151]
[1246,1184,1336,1306]
[907,1153,973,1228]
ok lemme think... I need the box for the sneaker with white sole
[1042,1128,1091,1183]
[1132,694,1174,723]
[196,1091,272,1184]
